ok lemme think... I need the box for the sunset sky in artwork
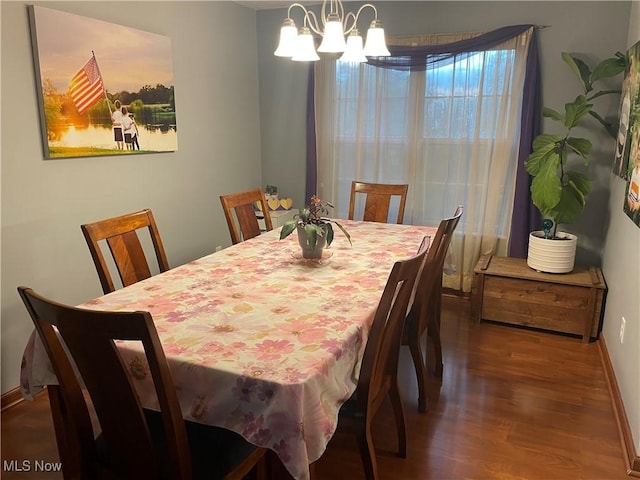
[31,6,174,95]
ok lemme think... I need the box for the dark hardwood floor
[1,296,629,479]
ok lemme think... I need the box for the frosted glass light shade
[292,28,320,61]
[363,20,390,57]
[274,20,298,57]
[317,17,346,53]
[339,32,367,63]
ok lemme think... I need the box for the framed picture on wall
[28,5,178,159]
[613,52,633,178]
[619,40,640,228]
[625,129,640,227]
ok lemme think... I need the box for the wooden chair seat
[336,236,429,480]
[220,188,272,244]
[81,209,169,294]
[402,206,463,413]
[18,287,267,480]
[348,181,409,224]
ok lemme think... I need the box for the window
[315,28,533,291]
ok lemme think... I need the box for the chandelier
[274,1,390,62]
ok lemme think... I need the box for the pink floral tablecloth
[21,220,436,480]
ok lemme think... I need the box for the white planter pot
[527,231,577,273]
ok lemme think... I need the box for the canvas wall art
[29,6,178,159]
[617,40,640,228]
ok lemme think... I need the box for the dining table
[20,219,437,480]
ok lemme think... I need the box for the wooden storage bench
[472,255,607,343]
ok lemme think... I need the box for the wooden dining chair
[17,286,267,480]
[220,188,273,245]
[402,205,463,412]
[348,181,409,224]
[81,209,170,295]
[337,236,429,480]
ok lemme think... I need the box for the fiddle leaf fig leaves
[564,95,592,128]
[542,107,564,122]
[527,51,626,227]
[562,52,592,92]
[530,152,562,212]
[566,137,592,162]
[591,56,627,83]
[526,135,562,175]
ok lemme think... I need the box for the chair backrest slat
[220,188,273,244]
[348,181,408,224]
[81,209,169,294]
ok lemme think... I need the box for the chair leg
[388,384,407,458]
[430,320,443,378]
[47,386,85,480]
[253,454,267,480]
[427,289,444,378]
[408,327,429,413]
[428,298,444,378]
[355,419,379,480]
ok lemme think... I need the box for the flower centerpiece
[279,195,351,258]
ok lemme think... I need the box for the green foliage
[279,195,351,248]
[42,79,64,140]
[48,146,146,158]
[112,84,174,106]
[525,51,626,236]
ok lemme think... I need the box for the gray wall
[257,1,639,452]
[1,1,262,392]
[603,1,640,453]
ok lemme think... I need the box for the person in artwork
[128,113,140,150]
[111,99,124,150]
[120,106,134,150]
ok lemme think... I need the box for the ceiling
[233,1,321,10]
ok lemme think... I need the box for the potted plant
[524,51,626,273]
[280,195,351,258]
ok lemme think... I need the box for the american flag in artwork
[69,56,104,115]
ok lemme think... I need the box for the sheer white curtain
[315,29,532,292]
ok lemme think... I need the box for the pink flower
[233,377,258,402]
[253,339,295,360]
[320,338,343,360]
[272,439,292,463]
[276,318,327,344]
[142,295,181,312]
[252,428,272,445]
[329,284,359,296]
[163,342,188,355]
[165,311,189,323]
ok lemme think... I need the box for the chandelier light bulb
[339,30,367,63]
[318,14,347,53]
[274,19,299,57]
[363,19,391,57]
[292,27,320,62]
